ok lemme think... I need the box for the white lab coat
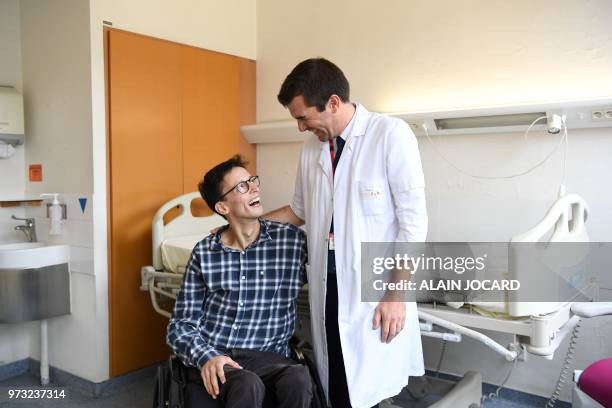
[291,104,427,408]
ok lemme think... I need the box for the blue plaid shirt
[167,219,307,369]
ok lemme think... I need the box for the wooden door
[181,47,240,193]
[108,29,184,376]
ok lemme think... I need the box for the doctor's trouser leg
[326,251,379,408]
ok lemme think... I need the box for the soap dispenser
[41,193,63,235]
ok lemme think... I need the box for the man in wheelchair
[167,156,315,408]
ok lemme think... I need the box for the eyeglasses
[218,175,260,201]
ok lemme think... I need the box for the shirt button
[239,301,244,306]
[233,325,238,330]
[241,275,246,280]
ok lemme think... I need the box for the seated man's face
[217,166,263,221]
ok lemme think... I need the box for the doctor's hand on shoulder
[201,355,242,399]
[373,300,406,343]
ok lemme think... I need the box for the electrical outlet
[408,122,425,132]
[591,107,612,121]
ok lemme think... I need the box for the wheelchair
[154,337,326,408]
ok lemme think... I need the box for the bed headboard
[152,192,225,270]
[510,193,589,243]
[508,193,590,316]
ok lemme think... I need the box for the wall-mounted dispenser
[0,85,25,152]
[0,141,15,159]
[41,193,66,236]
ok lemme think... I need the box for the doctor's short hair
[277,58,350,112]
[199,155,248,217]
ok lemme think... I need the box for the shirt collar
[339,103,369,144]
[209,218,272,252]
[338,103,357,142]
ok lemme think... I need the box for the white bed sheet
[161,234,208,273]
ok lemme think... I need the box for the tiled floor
[0,373,154,407]
[0,372,551,408]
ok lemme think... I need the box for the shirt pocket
[357,179,386,216]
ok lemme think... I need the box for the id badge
[328,233,335,250]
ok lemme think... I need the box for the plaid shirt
[167,219,307,369]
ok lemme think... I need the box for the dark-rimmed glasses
[218,175,260,201]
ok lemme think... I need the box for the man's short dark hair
[277,58,350,112]
[199,155,248,216]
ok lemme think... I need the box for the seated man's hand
[201,355,242,399]
[373,301,406,343]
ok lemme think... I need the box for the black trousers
[186,349,313,408]
[326,251,379,408]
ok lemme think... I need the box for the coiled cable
[545,319,582,407]
[481,349,520,406]
[435,339,448,378]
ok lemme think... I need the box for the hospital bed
[417,193,600,361]
[414,193,612,407]
[140,192,225,318]
[140,191,611,407]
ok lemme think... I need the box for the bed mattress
[161,234,208,273]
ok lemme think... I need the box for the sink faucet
[12,215,37,243]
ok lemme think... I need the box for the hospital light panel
[241,97,612,143]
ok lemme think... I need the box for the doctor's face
[287,95,336,142]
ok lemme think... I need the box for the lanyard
[328,138,339,250]
[329,139,336,176]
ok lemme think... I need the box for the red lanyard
[329,139,335,176]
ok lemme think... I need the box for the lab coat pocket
[358,179,386,216]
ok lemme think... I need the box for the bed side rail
[152,192,225,270]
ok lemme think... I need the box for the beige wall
[92,0,256,59]
[255,0,612,402]
[257,0,612,122]
[21,0,93,195]
[0,0,23,93]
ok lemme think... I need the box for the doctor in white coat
[266,58,427,408]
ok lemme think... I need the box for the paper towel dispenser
[0,85,25,147]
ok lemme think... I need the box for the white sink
[0,240,72,387]
[0,242,70,269]
[0,242,45,250]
